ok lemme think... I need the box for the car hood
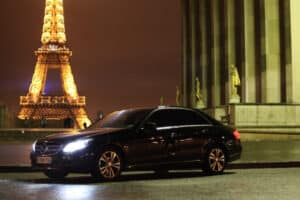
[40,127,128,142]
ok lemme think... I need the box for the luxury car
[31,106,242,180]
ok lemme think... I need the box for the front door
[127,127,170,165]
[127,109,182,165]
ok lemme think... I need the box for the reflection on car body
[31,106,242,180]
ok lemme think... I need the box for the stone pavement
[1,168,300,200]
[0,143,32,166]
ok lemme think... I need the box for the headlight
[32,140,37,152]
[63,139,92,153]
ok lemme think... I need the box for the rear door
[171,110,213,161]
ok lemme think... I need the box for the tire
[203,146,227,175]
[44,170,68,179]
[91,148,123,181]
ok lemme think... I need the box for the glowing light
[58,186,99,200]
[233,130,241,140]
[18,0,91,128]
[28,63,47,102]
[41,0,67,45]
[63,139,92,153]
[32,140,37,152]
[61,64,79,99]
[77,116,92,129]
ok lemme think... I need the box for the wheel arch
[97,143,127,169]
[203,139,229,163]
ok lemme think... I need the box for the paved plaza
[0,168,299,200]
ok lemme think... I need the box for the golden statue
[195,77,205,109]
[176,86,180,106]
[160,96,164,105]
[229,64,241,103]
[195,78,201,101]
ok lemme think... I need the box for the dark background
[0,0,182,119]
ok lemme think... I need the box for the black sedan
[31,106,242,180]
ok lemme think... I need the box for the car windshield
[91,109,152,129]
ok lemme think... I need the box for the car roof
[116,106,199,113]
[108,106,221,126]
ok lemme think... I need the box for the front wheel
[91,148,123,181]
[203,146,226,175]
[44,170,68,179]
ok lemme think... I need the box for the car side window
[147,110,174,127]
[178,110,210,125]
[147,109,210,127]
[180,110,210,125]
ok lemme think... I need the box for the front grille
[35,142,62,155]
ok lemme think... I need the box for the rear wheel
[91,148,123,181]
[44,170,68,179]
[203,146,226,175]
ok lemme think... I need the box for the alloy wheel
[98,150,121,179]
[208,147,226,173]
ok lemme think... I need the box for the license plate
[36,156,52,164]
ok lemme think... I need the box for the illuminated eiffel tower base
[18,0,91,129]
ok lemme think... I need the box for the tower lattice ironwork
[18,0,91,128]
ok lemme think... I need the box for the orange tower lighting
[18,0,91,129]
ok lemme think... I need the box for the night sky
[0,0,182,119]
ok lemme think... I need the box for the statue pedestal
[195,99,206,109]
[229,95,240,104]
[203,104,300,133]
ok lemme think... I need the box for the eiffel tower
[18,0,91,129]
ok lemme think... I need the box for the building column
[181,0,190,107]
[286,0,300,103]
[209,0,221,107]
[189,0,200,107]
[199,0,208,107]
[243,0,256,103]
[224,0,236,104]
[260,0,281,103]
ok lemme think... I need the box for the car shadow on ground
[17,171,236,185]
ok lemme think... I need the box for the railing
[20,96,86,106]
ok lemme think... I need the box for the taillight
[233,130,241,140]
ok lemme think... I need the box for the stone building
[0,103,8,128]
[182,0,300,130]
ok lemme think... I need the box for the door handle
[170,132,176,139]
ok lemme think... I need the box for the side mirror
[97,111,104,120]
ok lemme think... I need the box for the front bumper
[31,149,96,173]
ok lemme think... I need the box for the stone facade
[0,104,8,128]
[182,0,300,128]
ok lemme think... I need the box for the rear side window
[147,109,210,127]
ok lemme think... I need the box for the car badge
[41,143,48,154]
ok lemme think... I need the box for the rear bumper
[226,140,242,162]
[228,151,242,162]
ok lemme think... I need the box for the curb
[0,166,38,173]
[228,162,300,169]
[0,162,300,173]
